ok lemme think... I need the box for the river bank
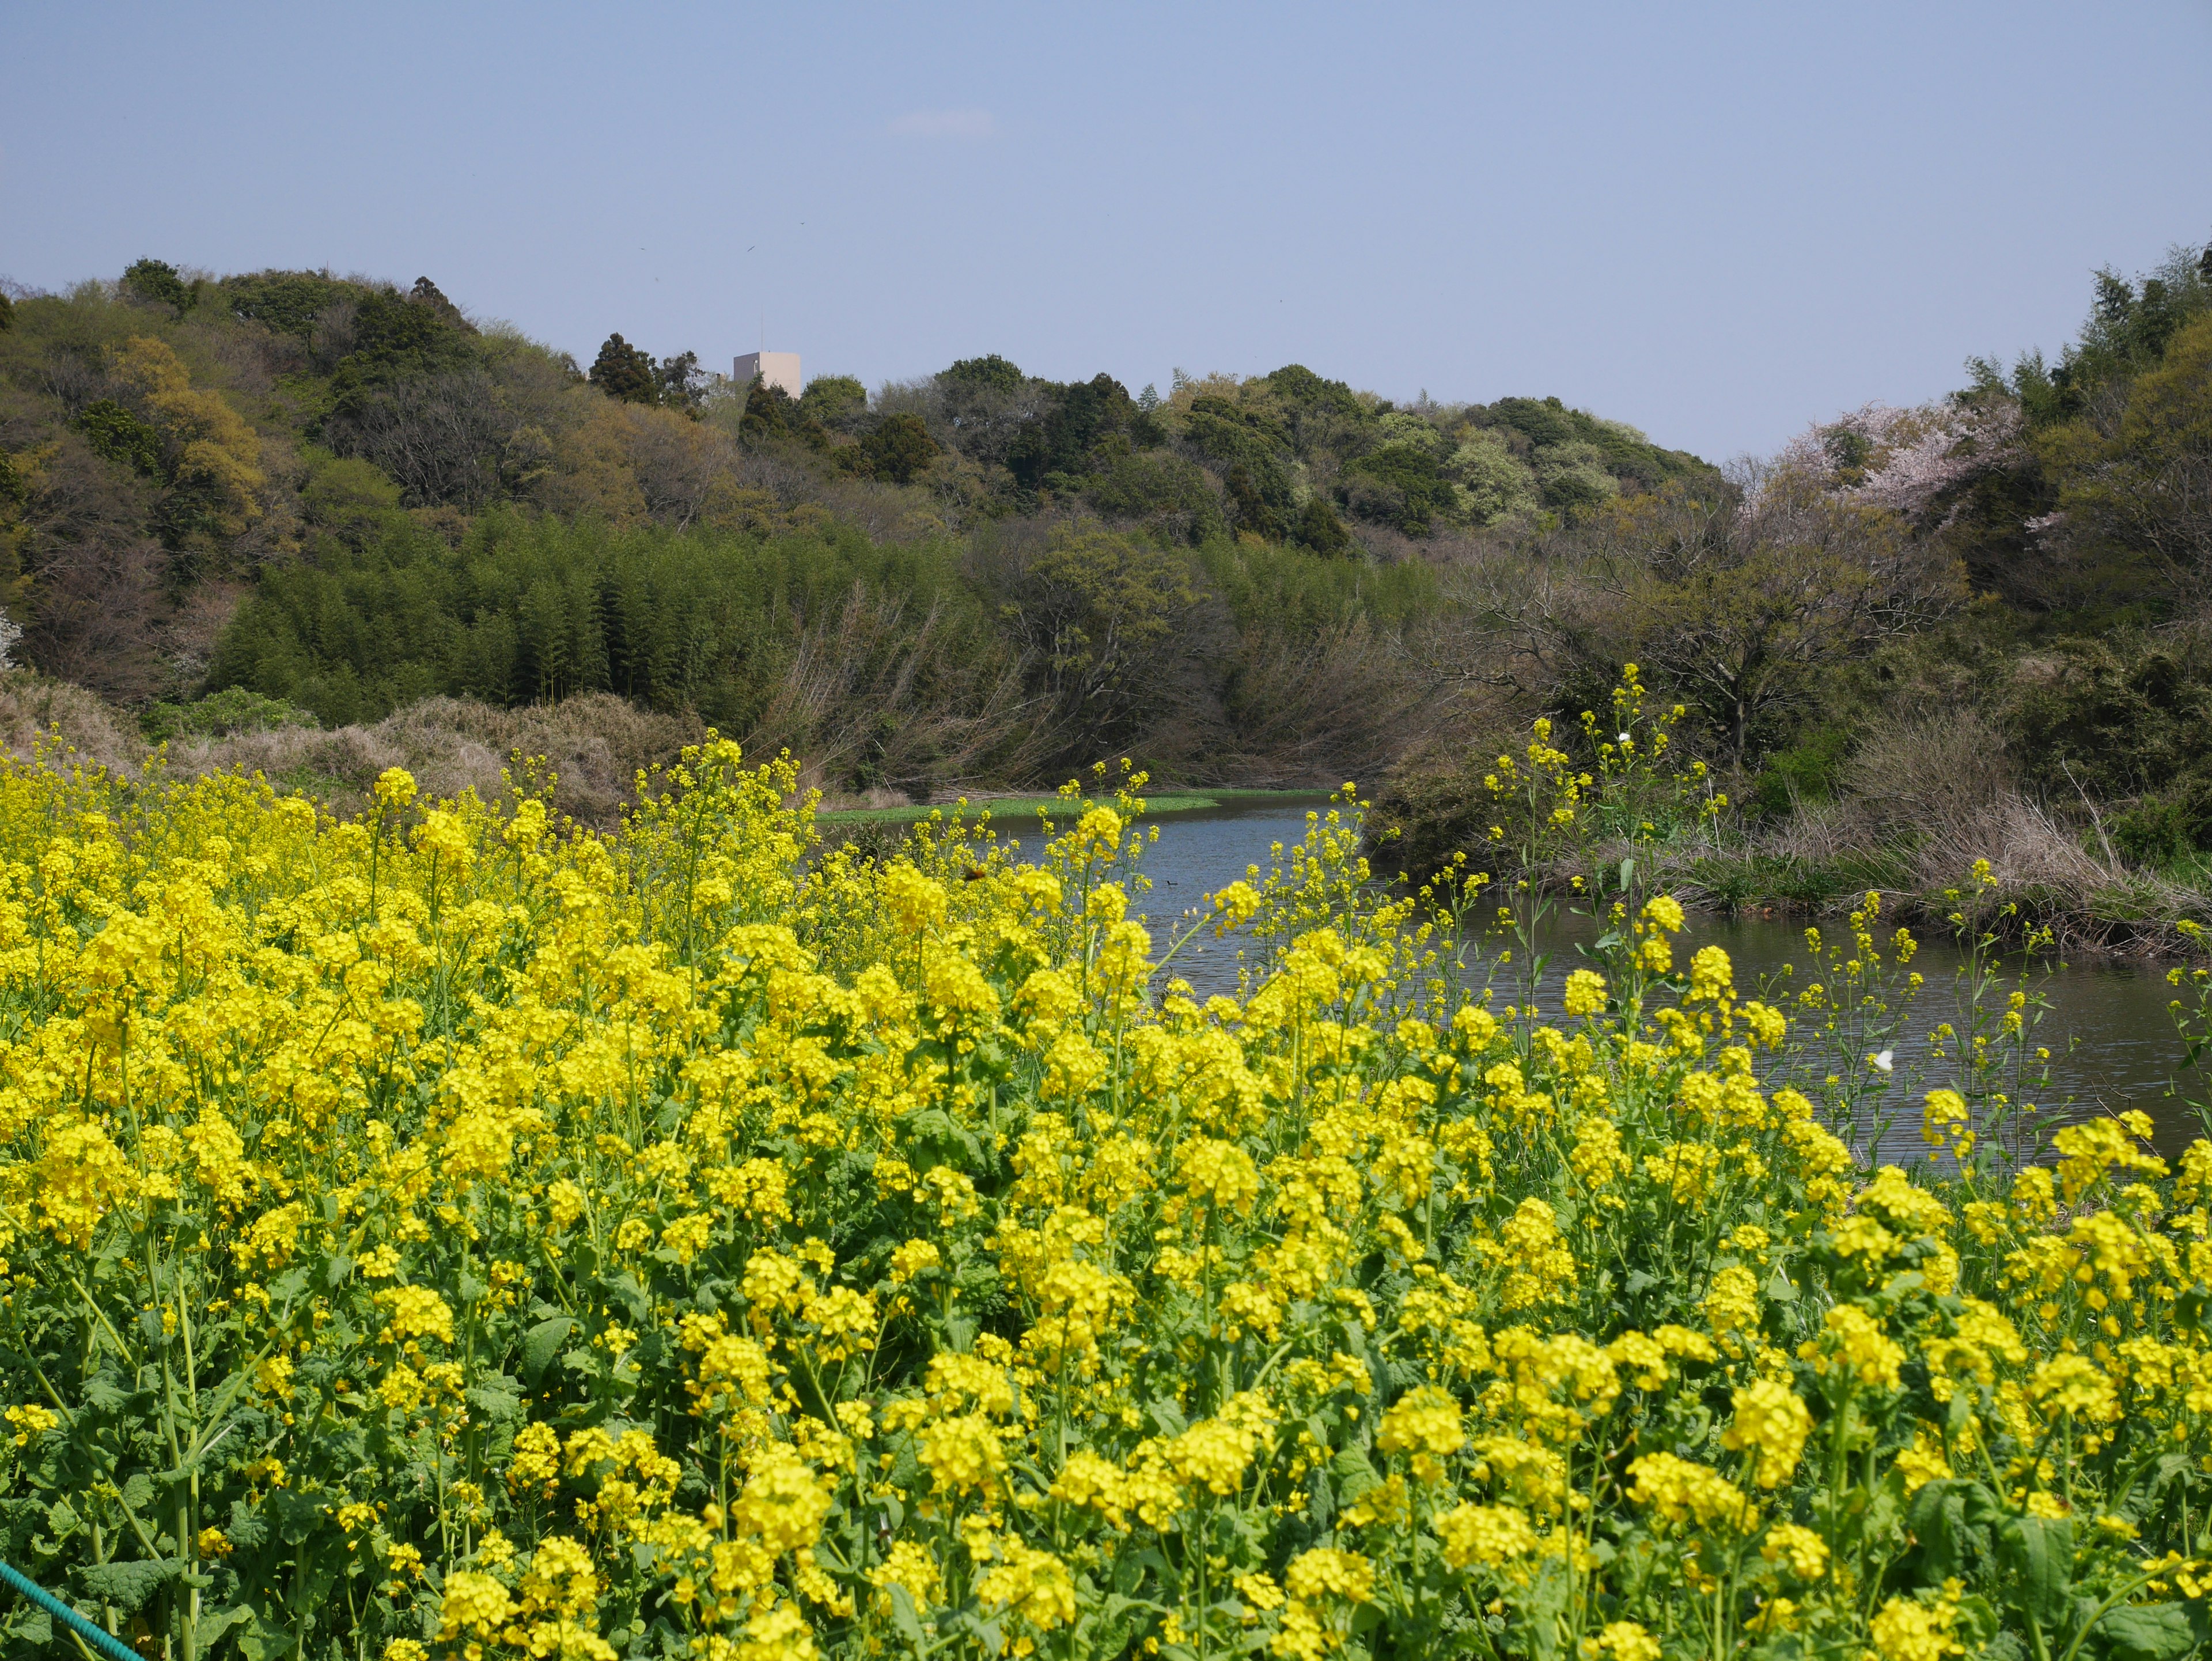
[1140,796,2211,1156]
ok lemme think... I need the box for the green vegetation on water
[816,788,1323,826]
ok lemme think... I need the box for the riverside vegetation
[4,239,2212,920]
[8,685,2212,1661]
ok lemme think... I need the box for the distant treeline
[7,239,2212,900]
[0,258,1695,789]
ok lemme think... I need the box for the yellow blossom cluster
[0,728,2207,1661]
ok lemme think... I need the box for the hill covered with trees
[0,258,1710,793]
[6,239,2212,941]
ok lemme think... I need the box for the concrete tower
[733,351,801,398]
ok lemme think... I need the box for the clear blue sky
[5,2,2208,461]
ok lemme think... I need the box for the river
[1133,797,2209,1158]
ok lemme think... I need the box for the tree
[2037,310,2212,604]
[1340,440,1453,534]
[407,277,475,332]
[589,333,658,404]
[1223,464,1285,540]
[1086,452,1226,545]
[74,401,166,478]
[107,335,266,544]
[1448,430,1540,525]
[1289,495,1352,555]
[1005,374,1140,491]
[221,269,354,338]
[740,380,797,442]
[654,350,705,416]
[122,258,191,314]
[1604,480,1963,762]
[942,354,1025,394]
[858,414,940,484]
[800,375,868,430]
[991,527,1202,755]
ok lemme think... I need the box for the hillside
[0,260,1710,801]
[10,241,2212,946]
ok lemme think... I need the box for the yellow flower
[1626,1452,1756,1532]
[1687,944,1733,1002]
[1563,969,1608,1017]
[1435,1502,1539,1569]
[381,1287,454,1345]
[1760,1522,1828,1580]
[1868,1592,1964,1661]
[373,767,418,810]
[974,1539,1077,1632]
[917,1413,1008,1496]
[1582,1622,1661,1661]
[1722,1379,1812,1488]
[1378,1386,1465,1481]
[1800,1304,1903,1392]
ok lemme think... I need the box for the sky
[3,2,2209,462]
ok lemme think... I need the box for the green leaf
[195,1601,252,1654]
[888,1584,927,1651]
[521,1316,574,1386]
[234,1606,296,1661]
[467,1382,522,1422]
[1903,1479,1999,1584]
[78,1557,181,1613]
[1998,1514,2075,1629]
[2092,1602,2210,1661]
[1330,1445,1381,1506]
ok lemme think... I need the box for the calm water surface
[1135,801,2209,1157]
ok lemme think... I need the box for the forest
[2,239,2211,936]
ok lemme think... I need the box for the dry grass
[0,672,146,774]
[1834,710,2114,896]
[167,694,702,828]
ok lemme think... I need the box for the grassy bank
[816,786,1327,826]
[1369,669,2212,960]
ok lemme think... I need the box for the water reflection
[1137,801,2211,1156]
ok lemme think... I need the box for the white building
[733,351,802,398]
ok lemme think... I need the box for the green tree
[654,350,705,416]
[1448,430,1540,524]
[122,258,191,313]
[407,276,474,332]
[1289,495,1352,555]
[942,354,1025,394]
[741,380,810,444]
[994,527,1202,753]
[589,332,659,404]
[74,400,166,478]
[1602,483,1963,762]
[1223,464,1285,540]
[800,375,868,430]
[1086,452,1225,544]
[1340,440,1453,534]
[857,413,940,484]
[221,269,355,338]
[2037,310,2212,598]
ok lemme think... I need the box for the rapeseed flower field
[3,698,2212,1661]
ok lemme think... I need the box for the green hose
[0,1560,143,1661]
